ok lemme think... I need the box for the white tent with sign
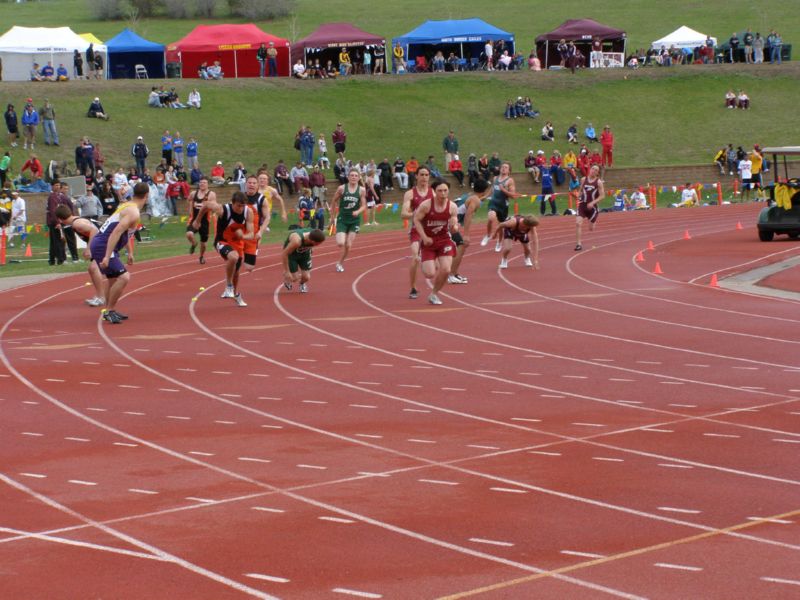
[651,26,716,50]
[0,26,103,81]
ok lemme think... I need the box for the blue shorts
[90,242,126,278]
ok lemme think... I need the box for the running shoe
[283,281,293,291]
[234,293,247,307]
[409,288,418,299]
[456,274,469,283]
[189,243,197,254]
[499,258,509,269]
[480,235,490,247]
[221,286,235,298]
[428,293,443,305]
[335,263,344,272]
[102,310,122,324]
[524,257,534,267]
[299,283,308,293]
[574,244,583,251]
[85,296,104,307]
[495,242,502,252]
[109,310,128,320]
[447,274,461,284]
[199,256,205,265]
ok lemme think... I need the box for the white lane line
[113,442,138,447]
[541,394,565,399]
[238,457,271,464]
[19,473,47,479]
[332,588,382,599]
[188,451,215,457]
[111,363,130,367]
[302,400,327,404]
[45,378,65,382]
[354,434,383,439]
[476,370,498,374]
[277,341,294,345]
[186,497,215,504]
[220,394,241,398]
[669,403,697,408]
[397,384,422,388]
[118,384,140,389]
[562,375,588,380]
[660,381,684,385]
[123,411,145,416]
[261,425,283,429]
[561,550,606,559]
[357,472,391,478]
[167,415,191,420]
[68,480,97,486]
[403,408,431,413]
[196,352,215,356]
[80,381,100,386]
[491,391,514,395]
[350,404,378,409]
[86,407,107,412]
[593,359,615,363]
[297,464,327,470]
[658,507,701,514]
[760,577,800,587]
[245,573,290,584]
[654,562,703,572]
[248,373,270,378]
[483,352,502,356]
[443,350,464,354]
[369,363,393,367]
[162,350,181,354]
[609,378,635,382]
[212,370,233,375]
[732,366,759,370]
[685,364,710,368]
[469,537,514,547]
[441,387,465,392]
[746,517,793,524]
[572,422,606,427]
[419,479,459,486]
[176,368,197,372]
[22,401,39,405]
[519,372,540,376]
[658,463,694,469]
[82,361,100,365]
[411,365,433,369]
[251,507,285,513]
[310,343,328,347]
[129,488,159,495]
[214,420,236,424]
[773,438,800,444]
[404,348,425,352]
[21,432,43,437]
[592,457,624,463]
[490,487,528,494]
[158,388,180,393]
[296,359,316,363]
[511,417,542,423]
[617,400,643,405]
[637,361,662,365]
[407,438,436,444]
[64,437,90,442]
[740,386,766,390]
[642,428,673,433]
[332,360,352,365]
[258,396,282,401]
[356,381,381,386]
[319,516,355,524]
[467,445,500,450]
[529,451,561,456]
[703,433,741,439]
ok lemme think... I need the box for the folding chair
[469,57,479,71]
[135,64,149,79]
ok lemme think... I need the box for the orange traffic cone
[652,262,663,275]
[647,240,655,250]
[24,243,32,257]
[683,229,691,240]
[635,251,644,262]
[736,222,743,230]
[709,273,719,287]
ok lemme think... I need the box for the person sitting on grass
[40,62,56,82]
[292,60,308,79]
[725,89,736,109]
[30,63,44,81]
[737,90,750,109]
[87,97,109,120]
[187,89,201,109]
[206,61,223,80]
[671,183,699,208]
[56,64,69,81]
[585,123,598,142]
[210,161,225,185]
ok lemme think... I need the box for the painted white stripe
[592,358,615,362]
[186,497,215,504]
[660,382,684,385]
[82,361,100,365]
[124,411,145,416]
[258,396,282,401]
[654,562,703,572]
[261,424,283,429]
[746,517,793,524]
[158,388,180,393]
[129,488,159,495]
[541,394,565,399]
[684,364,710,368]
[220,394,241,399]
[617,400,643,405]
[637,361,662,365]
[302,400,327,404]
[238,457,271,464]
[113,442,138,447]
[490,487,528,494]
[177,367,196,372]
[64,437,90,442]
[773,438,800,444]
[188,451,214,457]
[22,401,39,405]
[658,463,694,469]
[592,457,624,462]
[357,472,391,478]
[45,378,65,382]
[609,378,635,382]
[761,577,800,586]
[519,372,541,376]
[643,428,674,433]
[332,588,382,599]
[167,415,191,420]
[403,408,431,413]
[162,350,181,354]
[483,352,503,356]
[669,403,697,408]
[443,350,465,354]
[467,445,500,450]
[349,404,378,408]
[19,473,46,479]
[419,479,459,486]
[68,480,97,486]
[251,507,285,513]
[118,384,140,389]
[296,359,316,363]
[297,464,327,470]
[511,417,542,423]
[354,434,383,439]
[21,432,43,436]
[332,360,352,365]
[403,348,426,352]
[214,420,236,424]
[740,386,766,390]
[80,381,100,386]
[248,373,270,378]
[572,422,606,427]
[369,363,393,367]
[397,384,422,388]
[529,451,561,456]
[731,366,758,370]
[703,433,740,439]
[561,550,606,559]
[245,573,290,584]
[476,370,499,374]
[469,537,514,547]
[411,365,433,369]
[85,407,107,412]
[491,391,514,395]
[562,375,588,379]
[407,438,436,444]
[442,387,466,391]
[319,516,355,524]
[658,506,701,514]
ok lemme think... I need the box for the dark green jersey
[338,183,361,222]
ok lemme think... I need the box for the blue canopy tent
[392,18,514,71]
[106,28,165,79]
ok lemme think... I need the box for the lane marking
[529,451,561,456]
[356,381,381,386]
[592,457,624,463]
[469,538,514,547]
[129,488,159,495]
[64,437,90,442]
[238,457,271,464]
[158,388,180,393]
[572,423,606,428]
[658,464,693,469]
[214,420,236,424]
[123,411,145,416]
[642,428,673,433]
[68,480,97,486]
[21,432,43,437]
[167,415,191,420]
[397,384,422,388]
[248,373,270,378]
[761,577,800,587]
[332,588,382,599]
[185,497,215,504]
[350,404,378,409]
[297,464,327,470]
[561,550,605,559]
[491,391,514,395]
[19,473,47,479]
[609,378,635,382]
[442,387,466,392]
[251,507,285,513]
[703,433,740,439]
[658,507,701,514]
[354,434,383,439]
[80,381,100,386]
[467,445,500,450]
[490,487,528,494]
[319,516,355,524]
[113,442,138,447]
[746,517,793,524]
[407,438,436,444]
[302,400,327,404]
[773,438,800,444]
[188,451,215,457]
[403,408,430,413]
[654,562,703,572]
[419,479,459,486]
[669,404,697,408]
[511,417,542,423]
[245,574,290,584]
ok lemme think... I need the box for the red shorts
[420,237,456,262]
[578,202,599,223]
[409,228,420,243]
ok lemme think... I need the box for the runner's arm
[272,189,288,223]
[400,189,414,219]
[413,201,432,245]
[330,186,344,221]
[241,206,255,240]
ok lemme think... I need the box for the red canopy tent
[290,22,385,67]
[166,24,290,78]
[535,19,626,68]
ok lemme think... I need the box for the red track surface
[1,204,798,599]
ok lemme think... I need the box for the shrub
[87,0,126,20]
[228,0,294,20]
[196,0,216,17]
[164,0,196,18]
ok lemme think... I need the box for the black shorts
[217,244,243,271]
[7,126,17,134]
[187,218,209,242]
[488,203,509,222]
[451,231,464,246]
[334,142,346,154]
[243,253,257,266]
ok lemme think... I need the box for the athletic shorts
[243,252,257,266]
[451,231,464,246]
[187,218,209,243]
[541,187,554,196]
[217,243,243,270]
[488,202,509,222]
[336,218,359,235]
[578,202,599,223]
[503,228,529,243]
[409,228,421,243]
[420,237,456,262]
[334,142,346,154]
[287,251,312,273]
[90,243,126,279]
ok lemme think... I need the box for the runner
[413,179,458,305]
[448,178,491,284]
[243,174,271,271]
[89,182,149,324]
[331,169,366,272]
[185,176,215,265]
[281,227,326,293]
[575,164,604,251]
[400,165,432,298]
[55,204,107,306]
[257,171,288,224]
[196,191,254,306]
[481,162,520,252]
[497,214,540,269]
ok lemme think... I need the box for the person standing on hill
[86,43,95,77]
[21,102,38,150]
[600,125,614,169]
[131,135,149,177]
[39,99,58,146]
[443,130,459,166]
[257,43,268,78]
[332,123,347,161]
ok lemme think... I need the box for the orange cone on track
[635,251,644,262]
[736,222,743,230]
[709,274,719,287]
[647,240,655,250]
[24,243,32,257]
[683,229,691,240]
[652,262,663,275]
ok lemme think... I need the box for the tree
[228,0,294,20]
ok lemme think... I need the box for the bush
[196,0,216,17]
[128,0,157,17]
[228,0,294,20]
[164,0,196,18]
[87,0,126,20]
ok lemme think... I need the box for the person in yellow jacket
[393,42,406,72]
[713,147,727,175]
[750,146,766,199]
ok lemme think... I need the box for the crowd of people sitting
[147,86,201,109]
[724,89,750,109]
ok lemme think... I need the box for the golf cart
[757,146,800,241]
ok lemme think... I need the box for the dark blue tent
[392,18,514,68]
[106,28,165,79]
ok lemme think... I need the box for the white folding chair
[135,64,148,79]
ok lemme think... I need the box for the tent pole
[545,42,549,68]
[460,42,463,58]
[234,49,238,78]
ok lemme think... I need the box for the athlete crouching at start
[413,179,458,305]
[193,191,254,306]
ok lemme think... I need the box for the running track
[1,204,798,599]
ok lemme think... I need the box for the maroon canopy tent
[290,22,385,67]
[535,19,626,68]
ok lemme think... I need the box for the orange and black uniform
[243,193,265,265]
[215,204,249,269]
[187,190,210,241]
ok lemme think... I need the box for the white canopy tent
[0,26,106,81]
[651,26,716,51]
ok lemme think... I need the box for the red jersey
[422,200,453,242]
[579,177,601,205]
[215,204,250,254]
[411,186,432,212]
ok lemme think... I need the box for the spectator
[21,102,39,149]
[73,50,83,79]
[743,29,754,64]
[317,134,330,169]
[6,191,26,247]
[98,177,117,215]
[567,123,578,144]
[769,31,782,64]
[405,155,419,187]
[393,156,408,189]
[728,32,740,63]
[131,136,149,176]
[713,147,727,175]
[484,40,494,70]
[339,47,352,76]
[46,181,78,265]
[725,89,737,108]
[231,161,247,188]
[0,151,9,188]
[600,125,614,168]
[198,62,209,79]
[87,97,109,120]
[266,41,278,77]
[257,42,268,78]
[585,123,598,142]
[112,166,130,201]
[38,98,58,146]
[737,90,750,109]
[74,186,103,219]
[166,175,190,215]
[466,153,480,188]
[186,137,199,170]
[753,33,764,64]
[147,87,163,108]
[541,121,554,142]
[631,187,650,210]
[443,130,459,165]
[81,137,96,177]
[672,183,700,207]
[210,161,225,184]
[497,50,513,70]
[21,153,42,183]
[524,150,539,183]
[393,42,405,73]
[293,59,308,79]
[300,126,315,166]
[448,154,465,187]
[297,187,314,226]
[188,88,201,109]
[325,60,338,78]
[274,159,293,195]
[206,61,223,79]
[5,104,19,147]
[56,64,69,81]
[528,50,541,71]
[189,166,203,185]
[93,52,104,79]
[332,123,347,160]
[309,164,326,203]
[425,155,442,178]
[504,99,515,120]
[363,47,372,74]
[373,44,386,74]
[377,158,392,190]
[290,162,310,191]
[726,144,738,175]
[40,62,56,81]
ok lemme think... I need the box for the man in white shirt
[738,155,753,201]
[75,188,103,219]
[672,183,699,208]
[7,191,26,247]
[292,60,308,79]
[290,162,309,191]
[206,61,223,80]
[630,188,649,210]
